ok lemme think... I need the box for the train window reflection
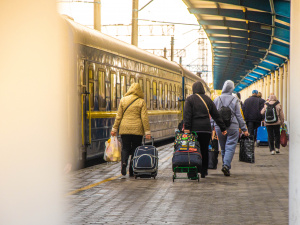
[164,83,168,109]
[146,80,151,109]
[159,82,163,109]
[153,81,157,109]
[169,84,172,109]
[116,74,121,107]
[89,68,94,110]
[111,72,117,110]
[120,75,126,98]
[98,70,106,110]
[130,76,136,85]
[139,79,144,93]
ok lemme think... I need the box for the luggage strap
[132,154,158,160]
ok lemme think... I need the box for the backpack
[265,101,279,123]
[218,97,235,127]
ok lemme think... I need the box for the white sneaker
[276,149,280,154]
[271,150,275,155]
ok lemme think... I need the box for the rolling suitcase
[208,138,219,169]
[256,125,268,146]
[132,138,158,179]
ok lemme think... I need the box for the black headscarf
[192,81,205,94]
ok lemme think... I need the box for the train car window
[111,72,117,110]
[116,74,121,107]
[159,82,163,109]
[98,70,106,110]
[130,76,136,85]
[178,86,181,110]
[138,79,144,93]
[152,81,157,109]
[169,84,172,109]
[120,75,126,98]
[146,79,151,109]
[105,75,111,110]
[88,68,94,110]
[164,83,168,109]
[173,84,176,109]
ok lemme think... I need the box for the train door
[77,60,88,168]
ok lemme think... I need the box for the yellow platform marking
[67,151,173,196]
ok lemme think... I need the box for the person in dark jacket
[242,90,265,140]
[212,80,249,176]
[183,81,227,178]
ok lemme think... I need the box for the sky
[57,0,212,83]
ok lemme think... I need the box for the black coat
[183,82,226,133]
[242,96,265,122]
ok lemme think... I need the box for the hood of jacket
[125,83,144,98]
[192,81,205,94]
[221,80,234,95]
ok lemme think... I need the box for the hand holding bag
[280,130,287,147]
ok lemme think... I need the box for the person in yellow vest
[111,83,151,177]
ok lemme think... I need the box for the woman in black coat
[183,81,227,178]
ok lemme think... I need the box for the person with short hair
[242,90,265,140]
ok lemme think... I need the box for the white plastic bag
[104,136,121,162]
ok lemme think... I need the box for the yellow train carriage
[63,16,209,168]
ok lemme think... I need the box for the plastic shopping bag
[280,130,287,147]
[104,136,121,162]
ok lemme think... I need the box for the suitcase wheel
[256,140,260,147]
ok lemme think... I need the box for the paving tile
[66,143,288,225]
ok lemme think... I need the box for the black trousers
[121,135,143,172]
[246,121,261,140]
[266,125,281,151]
[196,132,211,175]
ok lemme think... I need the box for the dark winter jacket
[242,95,265,122]
[212,80,247,131]
[183,81,226,133]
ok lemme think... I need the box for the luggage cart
[173,166,199,182]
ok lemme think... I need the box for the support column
[289,1,300,222]
[283,63,288,118]
[266,75,270,98]
[94,0,101,31]
[262,77,266,99]
[270,72,274,94]
[275,70,279,97]
[279,66,283,103]
[287,60,290,123]
[131,0,139,46]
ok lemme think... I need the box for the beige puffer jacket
[261,95,284,126]
[112,83,151,136]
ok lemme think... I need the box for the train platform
[66,143,288,225]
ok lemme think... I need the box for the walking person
[261,94,284,155]
[242,90,265,140]
[111,83,151,177]
[183,81,227,178]
[213,80,249,176]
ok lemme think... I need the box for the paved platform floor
[66,143,288,225]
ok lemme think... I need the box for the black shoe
[121,163,127,176]
[201,174,206,178]
[221,165,230,176]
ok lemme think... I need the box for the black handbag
[239,135,255,163]
[208,138,219,169]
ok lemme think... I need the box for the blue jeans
[215,128,239,169]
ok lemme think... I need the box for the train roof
[62,16,208,90]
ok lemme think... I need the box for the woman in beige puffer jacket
[261,94,284,155]
[111,83,151,176]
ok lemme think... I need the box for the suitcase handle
[143,137,154,146]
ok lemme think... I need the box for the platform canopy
[182,0,290,92]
